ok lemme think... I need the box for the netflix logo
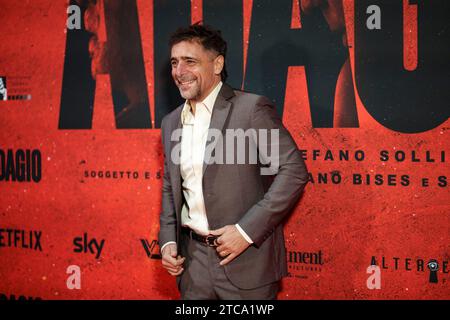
[0,228,43,251]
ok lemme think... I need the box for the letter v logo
[140,239,162,259]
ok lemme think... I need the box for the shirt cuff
[235,224,253,244]
[160,241,176,254]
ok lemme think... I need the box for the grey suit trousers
[178,231,279,300]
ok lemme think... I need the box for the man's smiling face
[170,40,223,105]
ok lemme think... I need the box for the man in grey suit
[159,24,309,300]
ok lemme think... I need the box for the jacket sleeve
[158,116,178,250]
[237,96,309,247]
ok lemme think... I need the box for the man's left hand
[209,225,251,266]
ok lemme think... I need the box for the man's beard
[178,82,200,101]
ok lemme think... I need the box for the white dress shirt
[161,81,253,253]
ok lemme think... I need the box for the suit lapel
[202,83,235,176]
[169,107,183,216]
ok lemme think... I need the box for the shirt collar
[181,81,223,125]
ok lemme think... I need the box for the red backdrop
[0,0,448,300]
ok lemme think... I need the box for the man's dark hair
[169,23,228,82]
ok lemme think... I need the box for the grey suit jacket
[159,83,309,289]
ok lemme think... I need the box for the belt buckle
[205,235,218,247]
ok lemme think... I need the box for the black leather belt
[182,227,218,247]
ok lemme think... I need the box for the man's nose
[175,62,187,77]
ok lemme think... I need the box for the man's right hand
[161,243,185,276]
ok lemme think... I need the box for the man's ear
[214,55,225,76]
